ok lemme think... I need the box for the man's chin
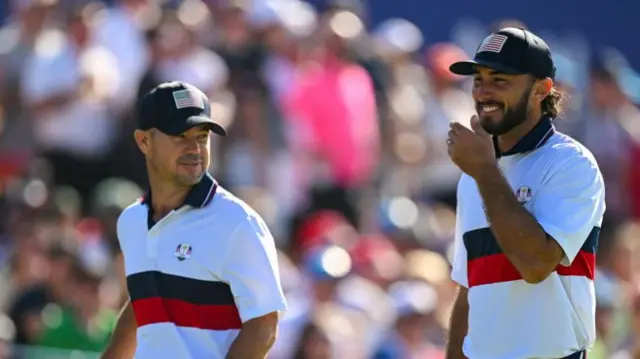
[479,116,503,135]
[175,172,204,186]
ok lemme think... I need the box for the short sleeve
[115,210,128,251]
[451,211,469,288]
[222,214,288,323]
[533,155,605,266]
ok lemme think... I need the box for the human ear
[534,77,553,102]
[134,130,151,155]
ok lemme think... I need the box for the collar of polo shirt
[141,172,218,209]
[492,116,555,157]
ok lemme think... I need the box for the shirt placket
[147,207,189,261]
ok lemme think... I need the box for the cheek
[152,143,178,166]
[471,88,481,102]
[200,143,211,159]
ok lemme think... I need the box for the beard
[478,86,532,136]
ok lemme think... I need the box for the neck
[497,112,542,153]
[147,172,191,218]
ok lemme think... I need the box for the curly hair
[541,87,568,118]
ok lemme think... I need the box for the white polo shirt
[451,117,605,359]
[117,173,288,359]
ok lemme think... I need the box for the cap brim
[449,59,525,76]
[162,116,227,136]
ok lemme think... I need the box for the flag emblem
[477,34,508,54]
[173,88,204,110]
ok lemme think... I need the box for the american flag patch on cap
[173,88,204,110]
[477,34,508,54]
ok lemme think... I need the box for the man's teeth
[482,105,499,112]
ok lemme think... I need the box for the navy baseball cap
[137,81,227,136]
[450,27,556,80]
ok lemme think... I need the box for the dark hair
[541,86,567,118]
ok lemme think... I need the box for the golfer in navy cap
[101,81,287,359]
[445,28,605,359]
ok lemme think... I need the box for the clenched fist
[447,115,497,179]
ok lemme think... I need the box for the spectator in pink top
[282,10,379,193]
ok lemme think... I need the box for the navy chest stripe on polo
[127,271,241,330]
[463,227,600,287]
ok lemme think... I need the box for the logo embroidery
[175,243,192,261]
[515,186,532,203]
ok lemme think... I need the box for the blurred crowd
[0,0,640,358]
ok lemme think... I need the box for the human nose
[182,138,201,153]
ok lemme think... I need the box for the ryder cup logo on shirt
[515,186,532,203]
[173,88,205,110]
[175,243,192,261]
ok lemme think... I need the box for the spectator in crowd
[20,4,119,211]
[0,0,58,180]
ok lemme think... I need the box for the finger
[470,115,489,136]
[449,121,467,134]
[447,129,458,140]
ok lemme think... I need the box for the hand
[447,115,497,178]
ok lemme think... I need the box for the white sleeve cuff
[451,270,469,288]
[239,301,288,324]
[539,221,580,267]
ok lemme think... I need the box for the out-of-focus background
[0,0,640,358]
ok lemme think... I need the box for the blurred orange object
[425,42,469,82]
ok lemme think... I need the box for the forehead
[473,66,518,77]
[182,125,211,136]
[153,125,211,138]
[473,66,535,84]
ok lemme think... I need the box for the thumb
[470,115,489,136]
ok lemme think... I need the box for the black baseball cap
[449,27,556,80]
[137,81,227,136]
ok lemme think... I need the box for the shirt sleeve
[532,154,606,266]
[115,210,128,253]
[222,214,288,323]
